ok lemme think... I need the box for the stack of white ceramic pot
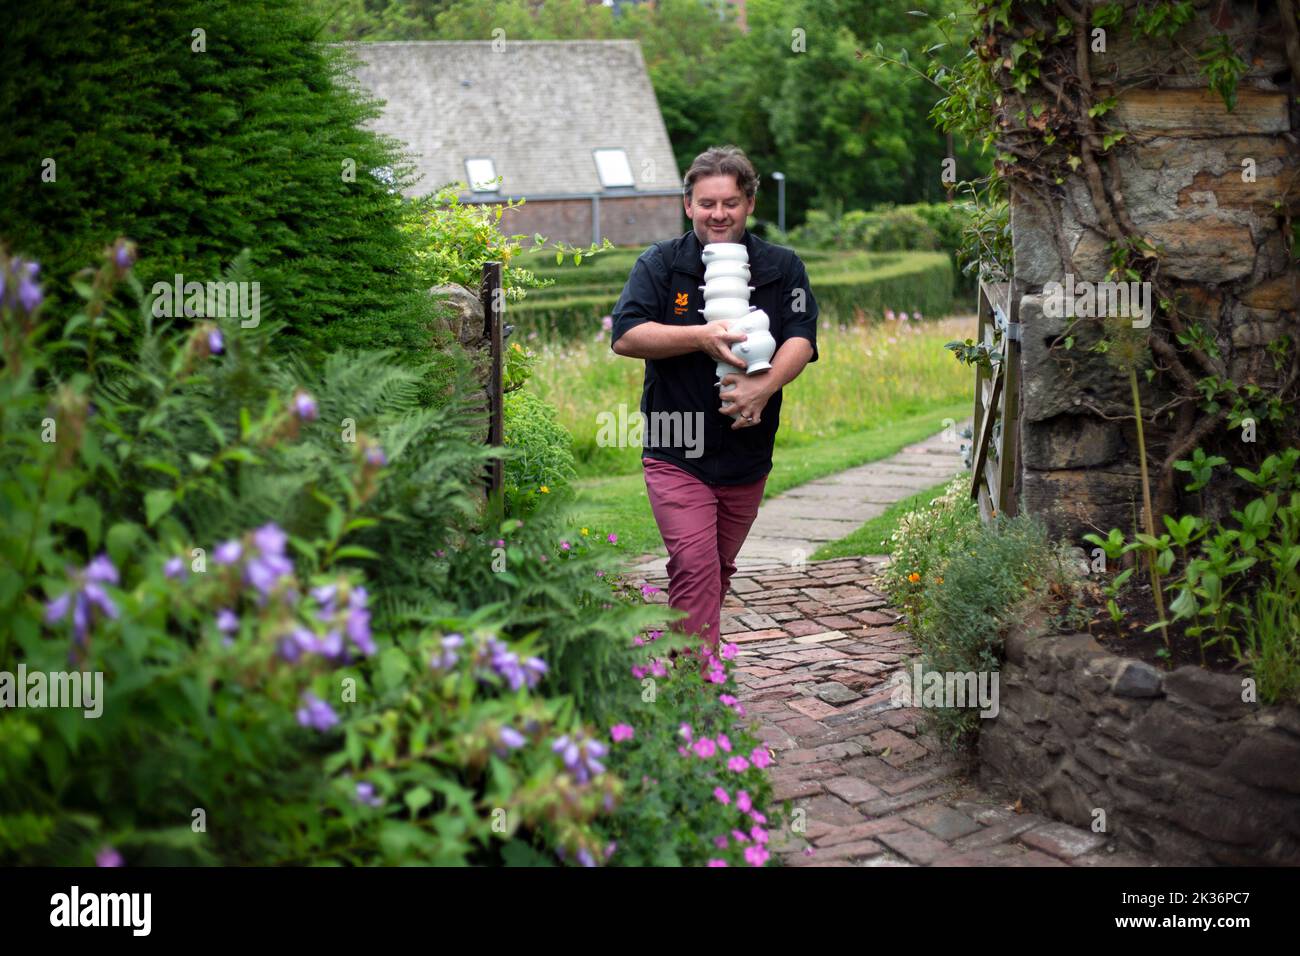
[699,243,777,421]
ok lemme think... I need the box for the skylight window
[465,158,498,192]
[593,148,634,188]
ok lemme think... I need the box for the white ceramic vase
[701,243,774,421]
[715,308,775,378]
[701,242,748,265]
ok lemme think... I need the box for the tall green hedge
[0,0,430,360]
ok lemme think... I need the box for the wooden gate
[969,279,1021,523]
[480,261,505,525]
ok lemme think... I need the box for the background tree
[302,0,988,230]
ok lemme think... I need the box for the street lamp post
[771,171,786,235]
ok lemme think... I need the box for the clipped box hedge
[510,251,954,340]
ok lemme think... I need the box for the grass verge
[572,401,972,560]
[811,474,969,560]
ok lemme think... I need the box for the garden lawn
[573,402,972,558]
[532,315,977,479]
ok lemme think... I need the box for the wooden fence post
[480,261,505,527]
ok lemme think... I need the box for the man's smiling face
[685,174,756,246]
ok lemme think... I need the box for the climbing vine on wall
[867,0,1300,521]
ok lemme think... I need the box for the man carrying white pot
[611,144,819,653]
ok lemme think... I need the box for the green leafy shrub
[860,208,940,252]
[883,483,1066,751]
[502,389,577,513]
[436,504,664,722]
[399,184,607,306]
[787,202,975,299]
[880,475,979,619]
[0,246,669,866]
[1099,448,1300,703]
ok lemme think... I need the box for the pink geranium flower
[678,723,693,742]
[610,724,634,743]
[731,828,750,844]
[736,791,752,813]
[749,810,767,825]
[751,826,769,845]
[713,787,730,805]
[720,643,738,660]
[693,738,717,759]
[750,747,772,769]
[607,533,618,544]
[717,733,732,753]
[713,834,729,849]
[745,845,770,866]
[707,859,728,867]
[728,756,750,773]
[719,693,737,706]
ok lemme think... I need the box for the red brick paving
[635,555,1159,869]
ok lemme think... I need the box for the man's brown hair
[683,145,759,201]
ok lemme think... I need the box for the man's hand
[698,322,749,369]
[718,371,775,429]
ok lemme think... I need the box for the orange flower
[907,572,921,583]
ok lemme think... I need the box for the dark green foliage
[884,492,1066,753]
[0,0,431,361]
[0,249,659,865]
[502,388,578,496]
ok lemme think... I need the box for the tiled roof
[343,40,682,199]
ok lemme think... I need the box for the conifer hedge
[0,0,430,359]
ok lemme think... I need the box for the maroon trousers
[642,457,768,650]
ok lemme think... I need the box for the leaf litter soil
[1070,576,1241,674]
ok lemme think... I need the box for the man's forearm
[755,336,813,396]
[612,321,703,359]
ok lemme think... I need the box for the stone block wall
[1012,2,1299,543]
[980,616,1300,865]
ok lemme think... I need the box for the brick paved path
[636,555,1158,867]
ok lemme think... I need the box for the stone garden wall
[1012,1,1299,542]
[980,614,1300,865]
